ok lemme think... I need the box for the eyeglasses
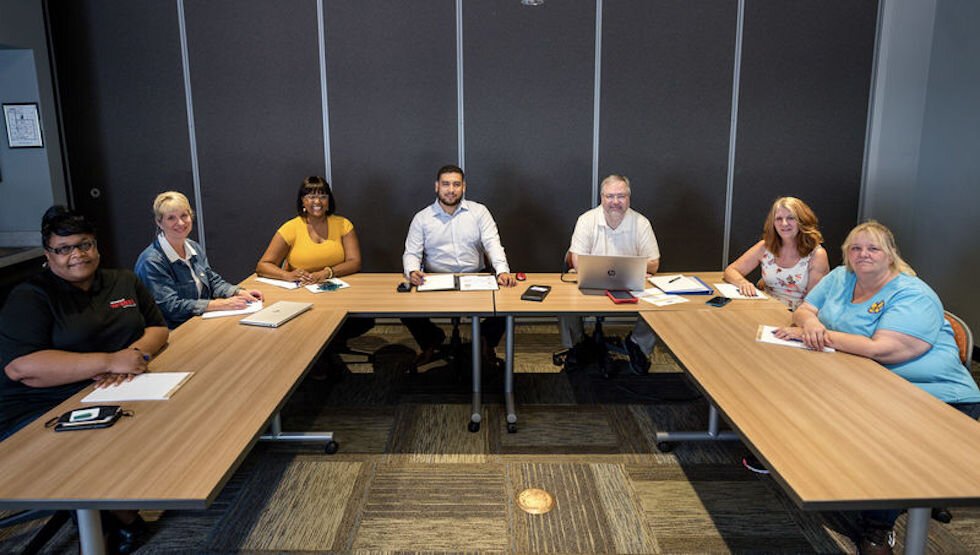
[602,193,628,201]
[45,240,97,256]
[303,193,329,201]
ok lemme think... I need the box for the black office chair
[551,252,621,378]
[0,509,70,554]
[931,310,976,524]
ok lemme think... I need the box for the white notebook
[82,372,193,402]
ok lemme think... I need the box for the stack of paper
[201,301,264,319]
[256,277,300,289]
[648,274,713,294]
[756,325,834,352]
[714,283,769,300]
[634,288,690,307]
[458,275,498,291]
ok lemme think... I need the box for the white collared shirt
[158,234,203,295]
[568,206,660,260]
[402,198,511,277]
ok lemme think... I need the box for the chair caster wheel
[468,421,480,433]
[324,441,339,455]
[932,507,953,523]
[507,423,518,434]
[656,442,673,453]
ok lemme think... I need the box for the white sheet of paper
[714,283,769,300]
[416,274,456,292]
[648,274,712,294]
[640,294,690,306]
[756,325,834,352]
[305,278,351,293]
[458,275,499,291]
[201,301,264,319]
[81,372,194,402]
[256,277,300,289]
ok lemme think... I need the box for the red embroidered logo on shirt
[868,300,884,314]
[109,298,137,309]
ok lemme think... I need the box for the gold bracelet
[326,266,334,279]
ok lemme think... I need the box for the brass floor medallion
[517,488,555,515]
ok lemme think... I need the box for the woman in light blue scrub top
[775,220,980,550]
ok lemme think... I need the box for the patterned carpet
[2,321,979,554]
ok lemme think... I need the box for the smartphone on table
[606,290,638,304]
[706,296,732,308]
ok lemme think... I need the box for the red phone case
[605,290,638,304]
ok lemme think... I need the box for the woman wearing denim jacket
[135,191,263,328]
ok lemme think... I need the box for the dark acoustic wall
[463,0,596,273]
[183,0,325,282]
[324,0,457,273]
[47,0,193,269]
[600,0,737,271]
[46,1,880,281]
[730,0,878,269]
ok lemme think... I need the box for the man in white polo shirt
[562,174,660,374]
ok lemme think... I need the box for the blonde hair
[761,197,823,256]
[842,220,915,276]
[153,191,194,222]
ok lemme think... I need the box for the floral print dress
[760,250,812,310]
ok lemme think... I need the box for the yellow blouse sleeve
[276,217,300,246]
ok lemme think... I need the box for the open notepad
[416,274,457,292]
[756,325,834,352]
[81,372,194,402]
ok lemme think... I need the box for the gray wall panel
[463,0,595,272]
[48,0,192,268]
[324,0,457,273]
[600,0,737,271]
[184,0,324,282]
[910,1,980,333]
[731,0,877,268]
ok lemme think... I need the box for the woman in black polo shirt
[0,206,168,553]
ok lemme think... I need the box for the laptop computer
[576,254,648,294]
[239,301,312,328]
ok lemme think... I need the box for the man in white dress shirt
[562,174,661,374]
[402,164,517,365]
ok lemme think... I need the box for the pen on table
[668,276,681,283]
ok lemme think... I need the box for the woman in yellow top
[257,176,362,283]
[256,176,373,371]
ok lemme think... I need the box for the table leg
[505,315,517,432]
[76,509,105,555]
[469,317,482,431]
[259,412,338,454]
[904,507,930,555]
[654,403,739,449]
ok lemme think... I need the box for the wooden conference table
[640,306,980,555]
[1,272,978,554]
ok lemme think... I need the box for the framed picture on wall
[3,103,44,148]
